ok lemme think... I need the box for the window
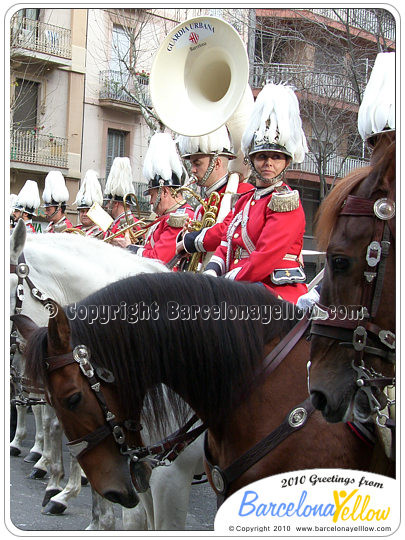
[314,45,343,75]
[15,8,39,22]
[106,129,127,178]
[13,79,39,130]
[110,25,130,72]
[290,183,320,238]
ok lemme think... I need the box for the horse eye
[65,392,82,411]
[331,255,350,273]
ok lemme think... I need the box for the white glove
[203,269,218,277]
[296,287,320,312]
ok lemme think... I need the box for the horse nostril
[104,490,139,508]
[310,391,327,411]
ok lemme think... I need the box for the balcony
[290,152,368,178]
[99,70,152,112]
[253,63,364,105]
[10,129,68,169]
[310,8,396,42]
[10,16,72,66]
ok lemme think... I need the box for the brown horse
[308,133,395,473]
[14,272,376,508]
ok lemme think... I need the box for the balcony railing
[10,129,68,168]
[310,8,396,42]
[99,70,152,108]
[253,63,364,105]
[290,152,368,178]
[11,16,72,59]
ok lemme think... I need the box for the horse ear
[47,302,71,355]
[10,314,39,341]
[10,219,27,264]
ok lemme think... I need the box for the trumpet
[103,215,165,243]
[123,193,142,244]
[173,186,207,209]
[63,227,86,236]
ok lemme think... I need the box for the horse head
[309,133,395,426]
[12,305,142,508]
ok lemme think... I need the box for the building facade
[9,7,395,251]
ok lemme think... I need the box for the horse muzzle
[103,485,140,508]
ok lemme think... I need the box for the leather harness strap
[10,252,50,404]
[204,397,315,507]
[203,314,313,505]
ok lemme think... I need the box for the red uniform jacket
[45,216,73,233]
[128,203,195,265]
[206,183,308,304]
[103,212,142,241]
[76,223,103,238]
[184,176,254,254]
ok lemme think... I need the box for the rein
[10,252,51,406]
[310,195,396,429]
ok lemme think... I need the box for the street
[8,410,217,534]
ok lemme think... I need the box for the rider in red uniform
[42,171,73,233]
[112,133,194,266]
[176,125,254,266]
[12,180,41,234]
[204,83,309,304]
[102,157,142,242]
[74,169,104,238]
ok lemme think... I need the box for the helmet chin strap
[248,157,289,186]
[152,180,165,214]
[197,152,219,188]
[47,204,61,220]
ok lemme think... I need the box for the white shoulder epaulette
[268,190,300,212]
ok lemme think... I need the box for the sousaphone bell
[150,16,251,139]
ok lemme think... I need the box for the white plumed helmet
[358,52,395,144]
[75,170,103,209]
[241,83,308,164]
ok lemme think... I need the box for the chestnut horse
[15,272,376,508]
[308,132,395,475]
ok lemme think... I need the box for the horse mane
[315,132,395,251]
[24,326,49,392]
[25,272,301,433]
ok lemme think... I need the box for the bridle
[43,312,313,504]
[310,194,396,429]
[10,253,51,406]
[44,344,206,479]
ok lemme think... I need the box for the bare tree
[91,8,203,135]
[224,7,395,198]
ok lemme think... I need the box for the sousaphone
[150,15,252,144]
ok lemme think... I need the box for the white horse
[10,220,204,530]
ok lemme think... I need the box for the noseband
[310,195,396,428]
